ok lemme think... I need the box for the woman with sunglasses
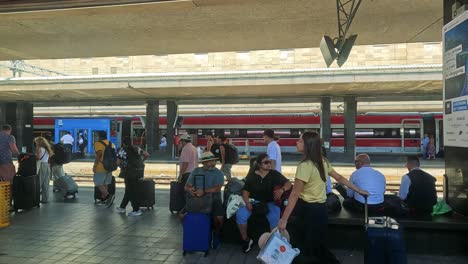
[278,131,369,263]
[236,153,292,253]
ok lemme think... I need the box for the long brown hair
[34,137,54,156]
[300,131,326,182]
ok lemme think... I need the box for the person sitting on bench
[340,154,386,215]
[399,156,437,216]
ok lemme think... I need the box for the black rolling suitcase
[137,179,155,209]
[13,174,40,211]
[169,181,185,213]
[94,176,116,203]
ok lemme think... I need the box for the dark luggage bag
[183,212,211,257]
[17,153,37,177]
[169,181,185,213]
[13,174,40,211]
[94,176,116,203]
[137,178,155,209]
[55,175,78,199]
[364,197,407,264]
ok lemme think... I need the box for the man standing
[399,156,437,216]
[93,131,115,207]
[343,154,386,214]
[184,151,225,249]
[61,131,74,162]
[421,133,430,160]
[218,135,233,181]
[178,134,198,185]
[263,129,282,173]
[0,125,20,199]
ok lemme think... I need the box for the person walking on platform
[341,154,386,215]
[399,156,437,216]
[93,131,115,206]
[159,134,167,153]
[115,137,149,216]
[60,131,74,158]
[277,131,368,263]
[34,137,54,203]
[263,129,282,173]
[0,124,19,202]
[178,134,198,185]
[218,135,233,181]
[421,133,430,160]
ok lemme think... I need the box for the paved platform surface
[1,187,466,264]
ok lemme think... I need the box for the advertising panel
[443,10,468,147]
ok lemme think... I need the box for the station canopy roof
[0,0,443,60]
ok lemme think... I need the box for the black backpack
[223,144,239,164]
[98,141,118,172]
[126,146,144,170]
[210,143,221,159]
[52,143,68,165]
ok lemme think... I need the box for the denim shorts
[93,171,113,186]
[236,202,280,229]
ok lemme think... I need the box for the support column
[0,103,6,125]
[344,96,356,162]
[320,97,332,154]
[4,102,33,153]
[145,100,160,155]
[166,101,178,159]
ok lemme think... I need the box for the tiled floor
[0,187,467,264]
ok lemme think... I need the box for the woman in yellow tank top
[278,131,368,262]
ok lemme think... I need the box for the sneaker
[115,207,126,213]
[242,238,253,253]
[106,194,115,208]
[127,210,142,216]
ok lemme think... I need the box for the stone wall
[0,42,442,77]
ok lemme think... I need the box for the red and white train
[33,113,443,155]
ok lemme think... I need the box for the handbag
[252,202,269,216]
[185,174,213,214]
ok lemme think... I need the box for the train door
[435,118,443,154]
[75,129,89,155]
[401,119,422,153]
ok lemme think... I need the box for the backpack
[224,144,239,164]
[98,140,118,172]
[210,143,221,159]
[126,146,144,170]
[52,143,68,165]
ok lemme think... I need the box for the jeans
[119,169,143,212]
[236,202,280,229]
[221,164,232,181]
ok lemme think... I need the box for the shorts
[93,171,113,186]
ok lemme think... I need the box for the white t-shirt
[267,140,282,172]
[61,134,74,145]
[38,147,49,163]
[160,136,167,147]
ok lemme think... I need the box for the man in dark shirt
[236,153,292,253]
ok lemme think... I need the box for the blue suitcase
[183,212,211,257]
[364,197,407,264]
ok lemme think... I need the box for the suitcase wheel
[182,251,186,256]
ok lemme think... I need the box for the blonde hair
[34,137,54,156]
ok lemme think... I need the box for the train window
[404,128,420,139]
[290,129,301,138]
[332,129,344,138]
[214,129,225,137]
[238,129,248,138]
[186,129,198,134]
[247,130,264,138]
[356,129,374,138]
[230,129,239,137]
[201,129,212,137]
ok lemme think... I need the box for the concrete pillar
[3,102,34,153]
[145,100,160,155]
[0,103,6,125]
[320,97,332,154]
[166,101,178,159]
[344,96,356,161]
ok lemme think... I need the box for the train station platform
[1,187,468,264]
